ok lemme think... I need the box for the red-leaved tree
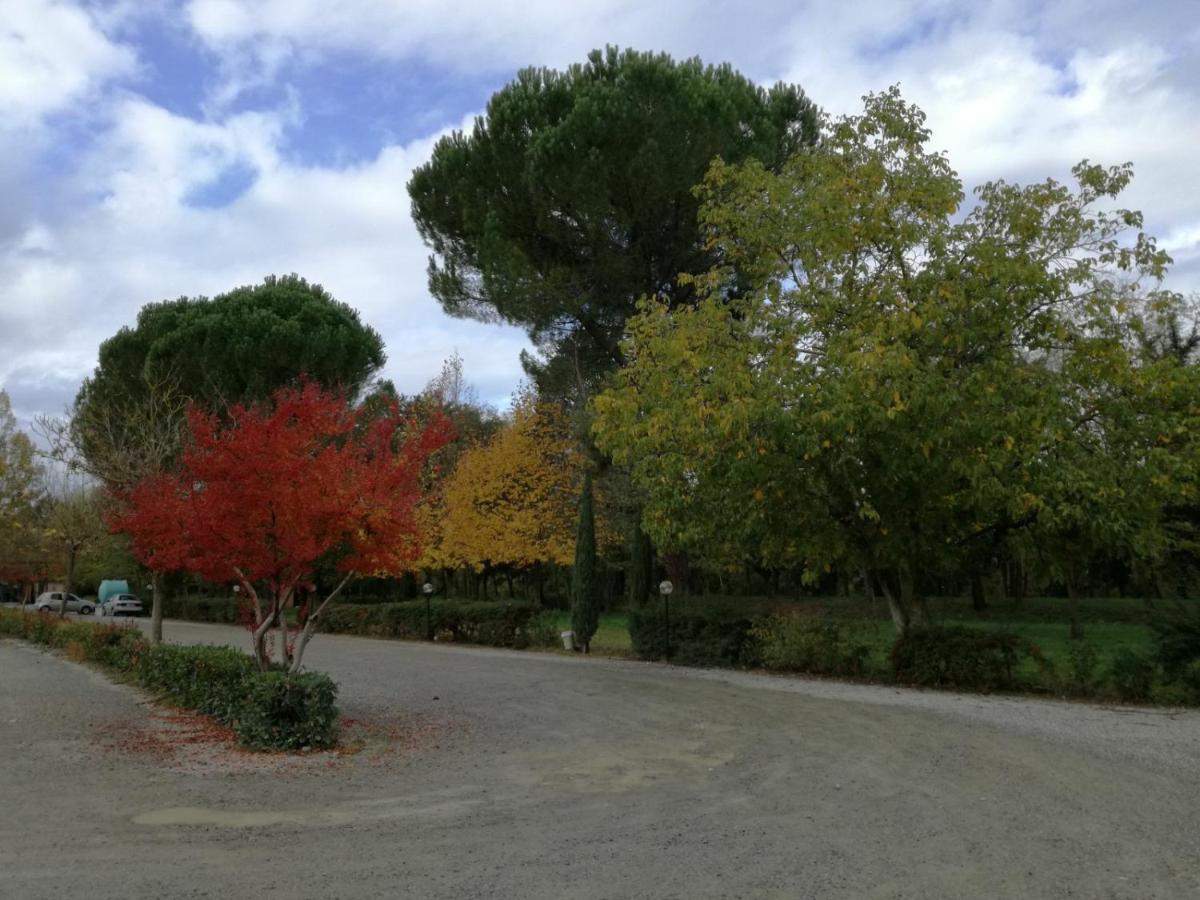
[114,382,453,672]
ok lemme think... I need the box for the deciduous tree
[54,275,386,640]
[116,383,452,671]
[438,390,579,576]
[0,392,47,598]
[596,88,1190,634]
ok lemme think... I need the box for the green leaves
[409,47,818,397]
[594,87,1196,615]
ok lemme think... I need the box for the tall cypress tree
[571,472,599,652]
[627,519,654,607]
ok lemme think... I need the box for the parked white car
[101,593,143,617]
[33,592,95,615]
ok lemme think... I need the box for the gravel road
[2,619,1199,899]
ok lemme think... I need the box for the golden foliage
[426,392,581,571]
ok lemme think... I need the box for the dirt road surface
[2,620,1199,899]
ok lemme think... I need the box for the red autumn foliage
[113,382,452,669]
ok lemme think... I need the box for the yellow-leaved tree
[439,390,580,577]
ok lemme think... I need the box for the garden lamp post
[659,579,674,660]
[423,582,434,641]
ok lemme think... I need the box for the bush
[132,642,258,724]
[754,616,875,677]
[161,595,239,623]
[1065,640,1100,694]
[235,672,339,751]
[1107,649,1156,703]
[891,625,1028,692]
[628,600,763,667]
[1151,602,1200,675]
[0,609,340,750]
[318,599,547,649]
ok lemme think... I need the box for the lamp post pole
[423,582,434,641]
[659,580,674,661]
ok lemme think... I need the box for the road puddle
[132,806,306,827]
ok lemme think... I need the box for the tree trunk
[1065,567,1084,641]
[971,573,988,611]
[289,574,353,674]
[278,610,289,668]
[876,572,908,635]
[570,473,599,653]
[877,570,923,636]
[60,547,77,618]
[149,570,164,643]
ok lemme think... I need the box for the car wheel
[37,606,51,614]
[80,606,94,615]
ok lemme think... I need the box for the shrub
[318,599,546,649]
[133,643,258,724]
[161,595,239,624]
[1065,640,1100,694]
[628,600,763,667]
[1107,649,1156,703]
[1151,602,1200,675]
[235,672,339,751]
[0,609,340,750]
[754,616,875,677]
[891,625,1028,691]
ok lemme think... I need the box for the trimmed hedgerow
[131,642,259,724]
[1107,648,1156,703]
[318,599,554,649]
[0,609,338,750]
[891,624,1032,692]
[160,595,240,623]
[1151,601,1200,676]
[628,599,764,668]
[754,616,876,677]
[235,672,340,751]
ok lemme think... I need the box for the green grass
[542,596,1157,673]
[849,618,1153,682]
[544,611,634,655]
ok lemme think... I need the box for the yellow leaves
[436,397,581,570]
[1017,492,1042,513]
[752,488,765,502]
[1003,435,1015,451]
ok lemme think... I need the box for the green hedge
[754,616,876,677]
[318,599,555,649]
[161,595,240,623]
[235,672,339,750]
[891,625,1034,692]
[628,600,765,667]
[0,609,338,750]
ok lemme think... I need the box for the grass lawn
[545,611,635,655]
[546,595,1159,676]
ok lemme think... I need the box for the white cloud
[1,0,1198,425]
[0,100,531,421]
[0,0,135,127]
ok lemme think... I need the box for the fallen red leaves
[91,705,465,776]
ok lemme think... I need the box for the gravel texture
[2,618,1199,899]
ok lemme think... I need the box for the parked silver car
[33,592,95,615]
[101,593,143,617]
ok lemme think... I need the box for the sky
[2,0,1198,423]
